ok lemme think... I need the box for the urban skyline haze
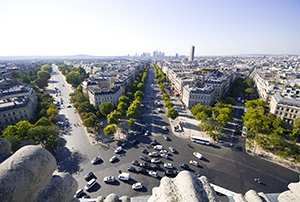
[0,0,299,57]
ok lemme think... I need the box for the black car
[117,141,126,147]
[132,160,140,166]
[141,162,151,169]
[131,139,138,145]
[84,172,97,181]
[140,155,150,162]
[180,163,190,170]
[141,149,148,154]
[127,166,136,172]
[138,167,148,175]
[164,170,176,177]
[151,164,161,171]
[150,140,159,146]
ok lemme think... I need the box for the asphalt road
[52,64,300,199]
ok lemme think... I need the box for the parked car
[148,151,159,157]
[194,174,202,178]
[142,149,148,154]
[115,146,123,154]
[127,166,136,172]
[145,123,148,128]
[84,178,97,191]
[141,162,151,169]
[151,164,161,171]
[84,172,96,181]
[74,189,85,198]
[91,156,101,164]
[140,155,150,162]
[131,139,138,145]
[180,163,190,170]
[151,158,161,164]
[137,167,148,175]
[161,153,168,159]
[164,163,173,169]
[109,156,118,163]
[144,130,150,136]
[149,171,159,178]
[118,173,130,181]
[132,182,143,190]
[163,135,171,141]
[189,160,199,167]
[103,176,115,183]
[160,149,169,155]
[163,126,167,131]
[164,170,176,177]
[154,145,163,150]
[150,140,159,146]
[169,146,176,153]
[132,160,140,166]
[193,152,203,159]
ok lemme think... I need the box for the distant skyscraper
[189,46,195,61]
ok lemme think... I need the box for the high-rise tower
[189,46,195,61]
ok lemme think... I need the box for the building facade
[88,86,122,109]
[182,85,216,108]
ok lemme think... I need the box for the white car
[149,171,158,178]
[193,152,203,159]
[144,130,149,136]
[162,126,167,131]
[103,176,115,183]
[169,146,176,153]
[158,108,162,112]
[91,156,101,164]
[161,153,168,159]
[109,156,118,163]
[164,163,173,169]
[115,146,123,153]
[132,182,143,190]
[151,158,161,164]
[189,160,199,166]
[154,145,163,150]
[148,152,159,157]
[160,149,169,155]
[84,178,96,191]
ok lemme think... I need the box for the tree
[162,93,170,101]
[126,92,134,100]
[34,78,48,89]
[16,121,33,140]
[99,102,115,116]
[2,133,21,152]
[41,64,52,73]
[224,97,235,105]
[164,100,174,108]
[66,71,81,87]
[83,113,99,131]
[216,107,233,126]
[78,101,95,114]
[167,108,179,120]
[104,124,117,136]
[134,90,144,99]
[293,117,300,129]
[159,83,164,92]
[35,116,52,126]
[199,118,223,141]
[137,83,145,92]
[117,102,128,115]
[107,110,122,124]
[119,96,130,106]
[126,101,141,118]
[128,118,135,127]
[37,70,50,80]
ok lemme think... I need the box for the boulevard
[50,64,300,198]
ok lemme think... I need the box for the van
[154,145,163,150]
[118,173,130,181]
[84,178,96,190]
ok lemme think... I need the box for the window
[291,109,294,112]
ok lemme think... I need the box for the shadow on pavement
[87,183,101,192]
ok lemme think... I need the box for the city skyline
[0,0,300,57]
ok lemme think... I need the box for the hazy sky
[0,0,299,56]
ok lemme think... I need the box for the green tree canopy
[224,97,235,105]
[37,70,51,80]
[117,102,128,115]
[134,90,144,99]
[162,93,170,101]
[99,102,115,116]
[41,64,52,73]
[35,116,52,126]
[167,108,179,120]
[34,78,48,89]
[128,118,135,127]
[119,96,130,106]
[103,124,117,136]
[66,71,81,87]
[164,100,174,108]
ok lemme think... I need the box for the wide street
[50,64,300,198]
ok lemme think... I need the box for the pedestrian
[119,170,122,174]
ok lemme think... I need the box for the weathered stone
[278,179,300,202]
[149,170,219,202]
[120,195,130,202]
[244,189,263,202]
[0,145,56,202]
[233,193,248,202]
[105,193,119,202]
[34,172,78,202]
[0,138,11,156]
[96,196,105,202]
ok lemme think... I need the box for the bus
[190,136,210,145]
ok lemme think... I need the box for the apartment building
[0,85,37,130]
[269,93,300,124]
[88,86,122,109]
[182,85,216,108]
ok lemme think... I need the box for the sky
[0,0,300,56]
